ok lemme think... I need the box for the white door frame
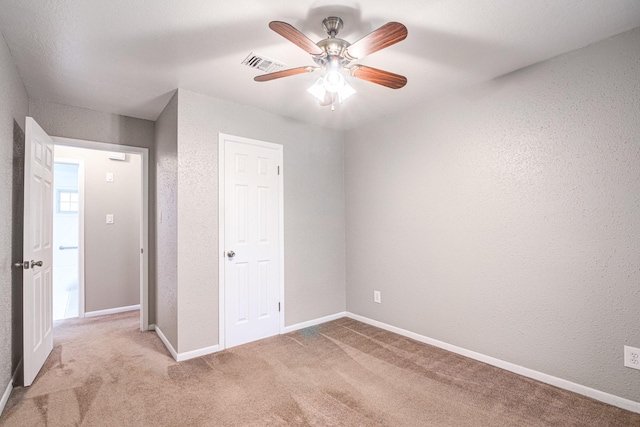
[52,136,150,331]
[218,133,285,350]
[52,157,86,318]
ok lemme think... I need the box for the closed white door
[23,117,54,386]
[222,134,283,348]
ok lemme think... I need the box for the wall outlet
[624,346,640,370]
[373,290,381,304]
[106,214,114,224]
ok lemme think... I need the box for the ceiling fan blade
[269,21,323,55]
[349,65,407,89]
[254,66,317,82]
[345,22,407,60]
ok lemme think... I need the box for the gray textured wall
[0,32,28,392]
[55,145,141,313]
[345,28,640,402]
[28,99,156,322]
[10,122,24,385]
[174,89,345,353]
[154,91,178,348]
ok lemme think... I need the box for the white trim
[278,149,285,336]
[218,137,226,350]
[155,326,178,360]
[51,136,149,331]
[155,326,220,362]
[346,312,640,414]
[0,380,11,418]
[78,160,86,317]
[1,359,23,417]
[84,304,140,318]
[175,345,221,362]
[282,312,348,333]
[218,133,285,351]
[148,323,156,331]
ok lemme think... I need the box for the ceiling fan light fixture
[307,77,327,102]
[258,17,407,109]
[307,74,356,105]
[337,80,356,102]
[323,70,344,93]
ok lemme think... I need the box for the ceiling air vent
[242,52,284,73]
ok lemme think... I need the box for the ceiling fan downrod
[322,16,343,38]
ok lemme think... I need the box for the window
[57,190,79,213]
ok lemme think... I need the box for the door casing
[218,133,285,350]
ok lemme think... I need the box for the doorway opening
[52,137,150,331]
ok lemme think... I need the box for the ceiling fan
[255,17,408,108]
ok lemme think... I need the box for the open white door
[23,117,54,386]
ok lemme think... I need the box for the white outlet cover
[106,172,114,182]
[374,290,381,304]
[624,345,640,370]
[106,214,114,224]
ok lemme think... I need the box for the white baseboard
[0,378,12,418]
[175,344,220,362]
[154,325,178,360]
[282,311,348,333]
[151,310,639,413]
[346,312,640,414]
[147,323,156,331]
[1,359,23,417]
[85,304,140,318]
[155,326,220,362]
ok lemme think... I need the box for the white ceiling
[1,0,639,130]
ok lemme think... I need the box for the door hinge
[141,248,144,254]
[278,302,281,312]
[277,166,280,175]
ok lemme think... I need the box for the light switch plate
[106,214,114,224]
[106,172,114,182]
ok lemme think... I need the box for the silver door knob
[30,260,43,268]
[14,261,29,269]
[227,251,235,259]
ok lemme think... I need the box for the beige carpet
[2,312,638,426]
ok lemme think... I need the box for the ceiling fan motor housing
[314,38,350,64]
[315,17,351,69]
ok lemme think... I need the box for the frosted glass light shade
[307,73,356,104]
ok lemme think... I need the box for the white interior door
[222,134,283,348]
[23,117,54,386]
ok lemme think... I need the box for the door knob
[227,251,235,259]
[14,261,29,269]
[30,260,43,268]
